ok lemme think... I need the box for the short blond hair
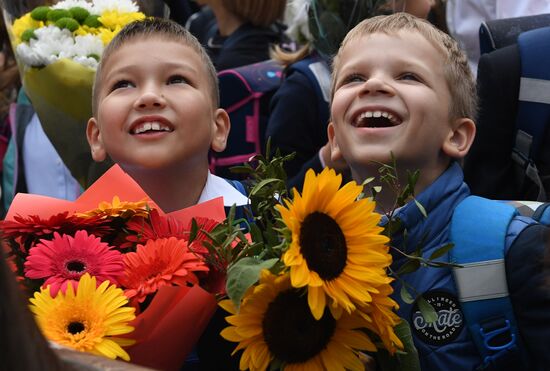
[331,13,476,121]
[222,0,286,27]
[92,18,218,117]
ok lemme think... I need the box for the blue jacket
[388,162,550,371]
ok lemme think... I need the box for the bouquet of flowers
[210,152,430,370]
[0,0,146,186]
[0,164,231,370]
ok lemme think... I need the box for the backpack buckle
[479,319,516,352]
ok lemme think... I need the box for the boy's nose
[359,76,394,96]
[134,90,167,109]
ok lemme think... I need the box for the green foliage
[226,257,279,307]
[69,7,90,24]
[46,9,71,22]
[375,320,421,371]
[84,15,102,28]
[21,29,36,42]
[30,6,50,21]
[55,17,80,32]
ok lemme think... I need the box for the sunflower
[77,196,150,219]
[276,168,393,320]
[120,237,209,306]
[29,273,136,361]
[24,230,124,297]
[220,270,376,371]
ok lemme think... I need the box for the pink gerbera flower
[24,230,124,296]
[120,237,209,306]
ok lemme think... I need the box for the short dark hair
[92,17,219,116]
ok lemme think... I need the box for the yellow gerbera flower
[77,196,151,218]
[276,168,394,320]
[221,270,376,371]
[29,273,136,361]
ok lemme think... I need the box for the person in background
[446,0,550,76]
[185,0,287,71]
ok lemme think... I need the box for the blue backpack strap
[287,53,331,125]
[511,26,550,201]
[450,196,525,370]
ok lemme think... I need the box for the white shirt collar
[197,172,249,207]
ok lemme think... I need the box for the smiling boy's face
[329,31,455,183]
[87,36,227,176]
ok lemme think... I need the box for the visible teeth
[354,109,401,127]
[133,121,171,134]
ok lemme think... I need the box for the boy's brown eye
[399,73,420,82]
[112,80,133,90]
[168,75,187,84]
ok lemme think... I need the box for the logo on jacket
[411,290,464,346]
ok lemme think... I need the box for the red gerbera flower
[24,230,124,296]
[120,237,209,306]
[0,212,114,252]
[125,210,188,246]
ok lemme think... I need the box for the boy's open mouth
[352,110,402,128]
[130,117,174,135]
[131,121,173,134]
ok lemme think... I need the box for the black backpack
[464,15,550,201]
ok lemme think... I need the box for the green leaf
[250,178,283,196]
[397,259,421,275]
[400,285,415,304]
[372,320,421,371]
[417,296,437,324]
[373,186,382,193]
[226,258,279,307]
[413,199,427,218]
[429,242,454,260]
[188,218,198,244]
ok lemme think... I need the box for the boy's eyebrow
[104,61,199,79]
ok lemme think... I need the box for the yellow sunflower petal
[307,285,326,320]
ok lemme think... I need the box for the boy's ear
[327,122,344,162]
[210,108,231,153]
[442,118,476,159]
[86,117,107,162]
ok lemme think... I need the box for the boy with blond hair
[87,18,248,213]
[328,13,550,371]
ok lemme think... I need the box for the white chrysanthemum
[72,55,99,68]
[51,0,94,14]
[72,34,104,58]
[284,0,313,43]
[92,0,139,14]
[16,43,48,67]
[33,26,75,57]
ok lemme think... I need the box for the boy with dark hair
[328,12,550,371]
[87,17,247,213]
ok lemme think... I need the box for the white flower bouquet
[0,0,146,187]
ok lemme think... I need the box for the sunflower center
[262,289,336,364]
[299,212,347,280]
[66,260,86,273]
[67,321,85,335]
